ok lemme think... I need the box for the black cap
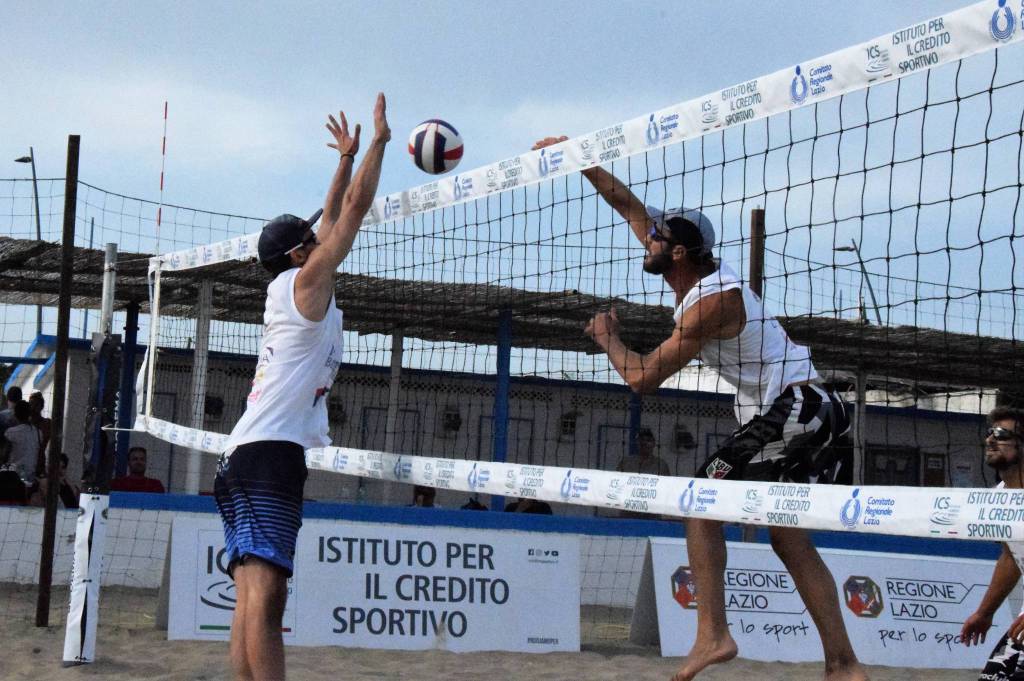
[257,208,323,263]
[637,427,655,439]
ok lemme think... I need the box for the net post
[742,207,767,542]
[185,279,213,494]
[99,243,117,335]
[382,329,405,505]
[115,301,140,477]
[145,262,162,421]
[35,134,79,627]
[749,208,765,298]
[627,393,642,457]
[490,309,512,511]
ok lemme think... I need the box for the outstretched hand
[532,135,568,151]
[373,92,391,143]
[326,111,360,157]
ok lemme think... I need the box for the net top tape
[151,0,1023,274]
[137,415,1024,542]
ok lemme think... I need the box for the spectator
[110,446,165,493]
[2,401,42,489]
[504,497,553,514]
[615,428,672,476]
[461,497,488,511]
[0,386,22,438]
[32,454,79,509]
[409,484,438,508]
[28,392,51,469]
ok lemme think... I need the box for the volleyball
[408,119,463,174]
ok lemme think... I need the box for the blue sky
[2,0,971,219]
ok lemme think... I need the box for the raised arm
[295,93,391,321]
[533,135,651,246]
[586,290,744,394]
[317,111,361,245]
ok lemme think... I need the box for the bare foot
[671,636,738,681]
[824,661,870,681]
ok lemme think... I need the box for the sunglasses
[285,231,318,255]
[987,426,1021,442]
[648,224,673,243]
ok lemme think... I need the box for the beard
[986,449,1020,471]
[643,251,672,275]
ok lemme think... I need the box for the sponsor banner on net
[648,538,1013,668]
[141,417,1024,539]
[168,515,580,652]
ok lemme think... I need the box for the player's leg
[214,456,253,680]
[672,518,737,681]
[674,418,782,681]
[228,566,253,681]
[768,526,866,680]
[214,442,307,681]
[767,385,865,680]
[235,558,288,681]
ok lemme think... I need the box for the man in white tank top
[961,407,1024,680]
[213,95,391,681]
[532,136,865,681]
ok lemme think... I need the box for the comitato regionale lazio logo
[672,566,699,609]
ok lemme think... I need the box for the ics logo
[539,148,550,176]
[679,479,696,514]
[700,99,719,126]
[742,488,763,515]
[790,65,809,105]
[840,488,863,529]
[843,576,884,618]
[671,566,698,609]
[864,44,890,74]
[990,0,1016,42]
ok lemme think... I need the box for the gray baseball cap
[646,205,716,256]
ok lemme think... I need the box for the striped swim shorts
[213,440,308,578]
[697,384,852,484]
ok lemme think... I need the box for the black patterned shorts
[979,635,1024,681]
[697,384,852,484]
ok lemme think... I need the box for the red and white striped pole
[156,101,168,251]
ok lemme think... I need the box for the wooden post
[36,135,79,627]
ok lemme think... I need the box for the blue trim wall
[111,492,999,561]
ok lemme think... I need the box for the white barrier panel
[634,538,1012,668]
[139,415,1024,541]
[168,515,581,653]
[150,0,1024,274]
[62,494,109,666]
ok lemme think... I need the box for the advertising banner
[640,538,1014,668]
[168,516,580,653]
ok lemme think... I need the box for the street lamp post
[15,148,43,337]
[835,239,883,326]
[834,238,884,487]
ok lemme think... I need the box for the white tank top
[997,483,1024,615]
[673,261,818,426]
[224,268,344,452]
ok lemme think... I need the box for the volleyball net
[138,0,1024,526]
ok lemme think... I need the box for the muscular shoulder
[677,288,745,342]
